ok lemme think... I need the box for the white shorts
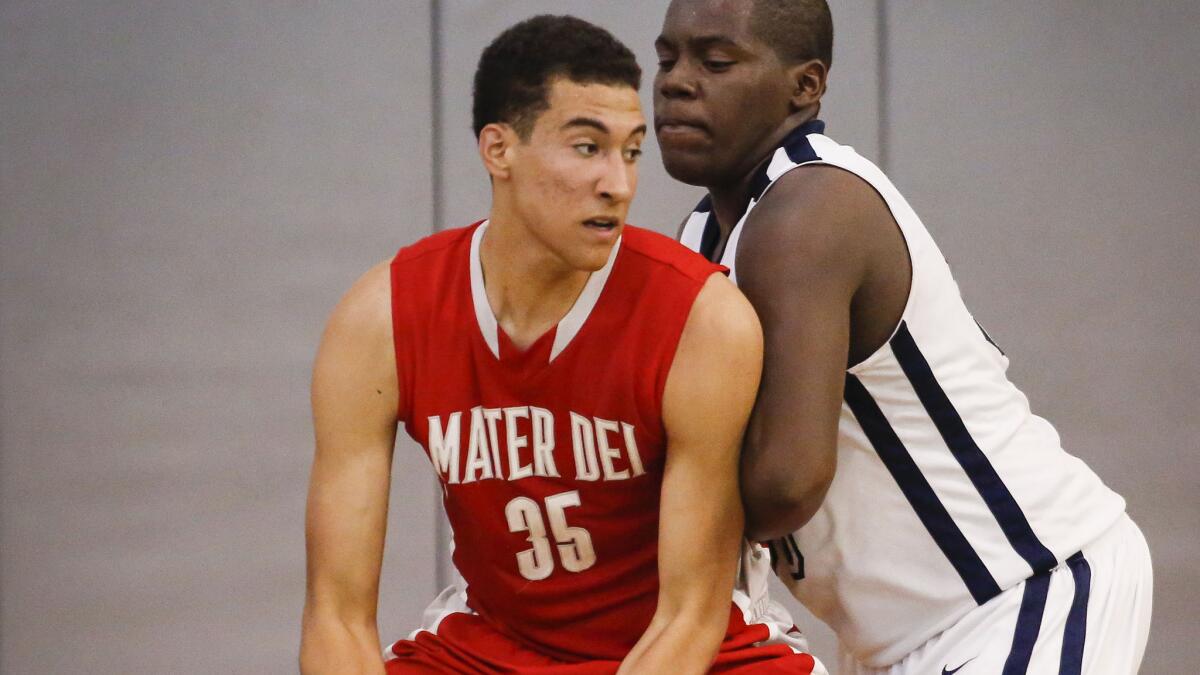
[839,514,1152,675]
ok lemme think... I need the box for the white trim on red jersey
[468,221,622,362]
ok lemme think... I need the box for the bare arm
[618,274,763,674]
[300,261,398,675]
[735,166,895,540]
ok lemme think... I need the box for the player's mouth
[583,216,619,232]
[655,116,710,145]
[582,217,621,241]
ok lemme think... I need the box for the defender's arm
[618,274,763,674]
[301,262,397,675]
[734,165,886,540]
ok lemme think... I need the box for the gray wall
[885,5,1200,672]
[1,1,1195,673]
[1,2,439,672]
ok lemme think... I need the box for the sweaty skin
[655,0,911,539]
[302,78,763,674]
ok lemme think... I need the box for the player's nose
[596,154,634,203]
[656,62,697,101]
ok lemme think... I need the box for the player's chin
[571,230,621,271]
[563,253,610,273]
[659,150,716,187]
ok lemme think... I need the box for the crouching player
[301,14,825,675]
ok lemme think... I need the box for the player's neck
[705,154,778,235]
[707,184,756,237]
[478,217,591,349]
[706,110,820,233]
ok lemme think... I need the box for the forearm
[617,608,726,675]
[624,275,756,674]
[300,609,386,675]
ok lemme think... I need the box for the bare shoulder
[682,273,762,356]
[754,164,891,235]
[323,259,393,345]
[740,165,892,268]
[313,258,396,403]
[736,165,894,299]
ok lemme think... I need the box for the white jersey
[680,120,1127,667]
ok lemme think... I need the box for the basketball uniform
[680,120,1152,674]
[384,222,825,673]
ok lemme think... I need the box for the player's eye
[623,147,643,162]
[573,143,600,157]
[657,58,677,71]
[704,60,734,72]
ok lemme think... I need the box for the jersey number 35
[505,490,597,581]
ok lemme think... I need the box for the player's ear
[478,123,518,180]
[787,58,828,112]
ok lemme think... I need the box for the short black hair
[750,0,833,69]
[472,15,641,139]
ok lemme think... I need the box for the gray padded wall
[1,2,439,672]
[886,4,1199,672]
[2,1,1196,673]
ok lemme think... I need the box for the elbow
[299,632,383,675]
[741,460,834,542]
[298,630,328,675]
[663,602,734,663]
[298,645,324,675]
[298,608,334,675]
[300,604,384,675]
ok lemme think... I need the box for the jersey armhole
[388,255,412,423]
[654,271,722,434]
[756,156,916,376]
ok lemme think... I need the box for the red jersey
[390,221,722,661]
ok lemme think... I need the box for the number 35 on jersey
[506,490,596,581]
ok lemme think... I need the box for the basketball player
[654,1,1153,674]
[301,15,823,675]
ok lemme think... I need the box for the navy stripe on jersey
[1060,552,1092,674]
[687,196,723,262]
[844,374,1002,604]
[685,119,827,260]
[1001,570,1051,675]
[698,217,720,262]
[890,322,1059,576]
[782,123,823,165]
[767,534,805,581]
[747,119,826,202]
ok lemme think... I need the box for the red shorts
[385,612,818,674]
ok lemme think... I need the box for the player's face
[508,79,645,272]
[654,0,796,188]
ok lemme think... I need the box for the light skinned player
[302,14,822,675]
